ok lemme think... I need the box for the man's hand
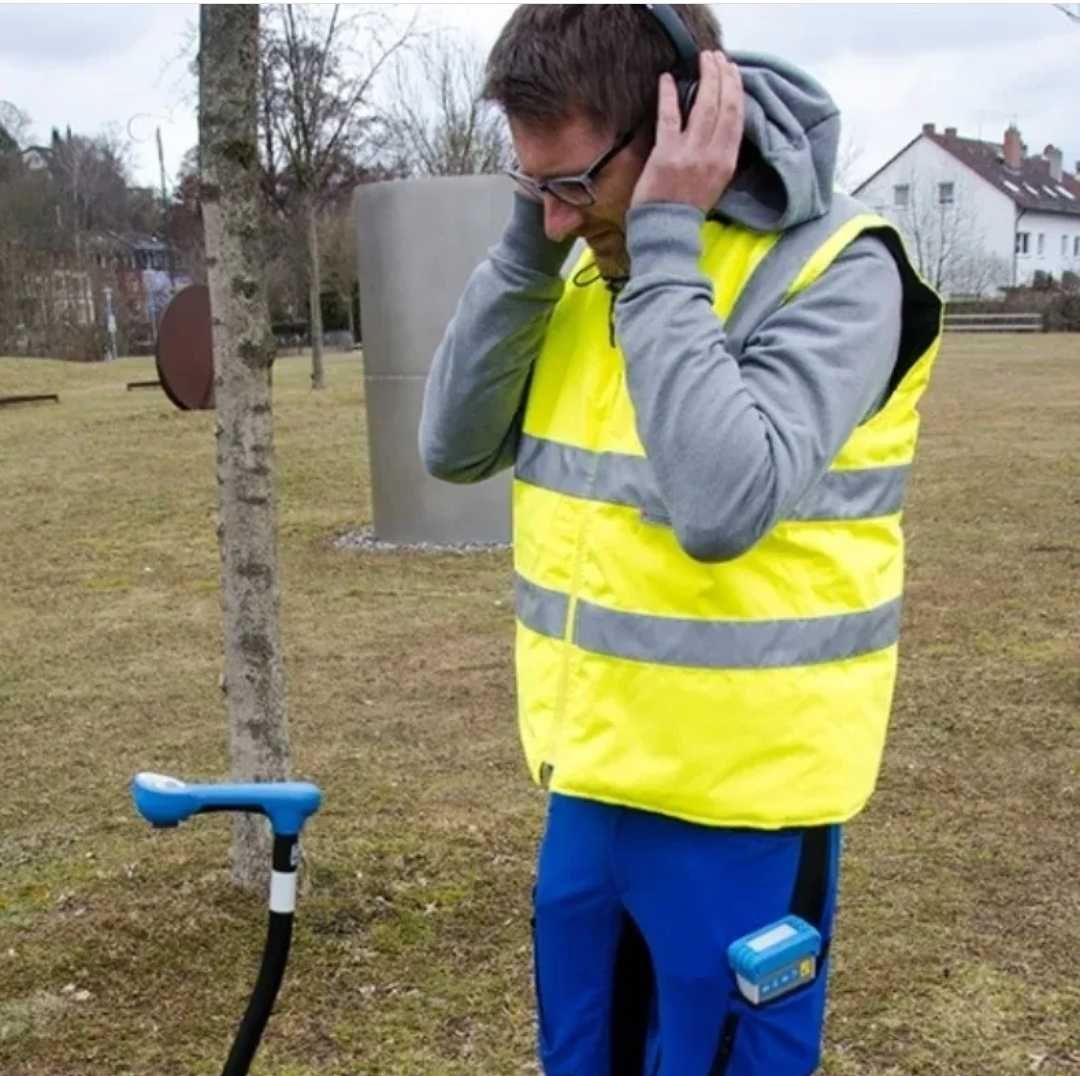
[630,51,745,214]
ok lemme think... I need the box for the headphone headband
[645,4,700,81]
[644,4,701,126]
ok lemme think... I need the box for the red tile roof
[856,130,1080,219]
[928,131,1080,217]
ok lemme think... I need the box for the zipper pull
[539,762,554,788]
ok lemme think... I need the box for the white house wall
[1017,209,1080,285]
[857,135,1016,295]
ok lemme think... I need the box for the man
[420,6,942,1074]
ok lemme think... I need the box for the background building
[855,124,1080,298]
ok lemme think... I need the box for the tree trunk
[344,289,355,346]
[199,4,292,894]
[305,194,326,389]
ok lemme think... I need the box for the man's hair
[482,5,723,136]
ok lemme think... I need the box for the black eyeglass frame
[506,126,638,208]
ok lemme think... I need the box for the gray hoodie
[419,52,902,561]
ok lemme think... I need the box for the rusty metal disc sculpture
[155,284,215,411]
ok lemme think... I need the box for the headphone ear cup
[677,79,699,128]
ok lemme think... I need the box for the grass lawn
[0,338,1078,1075]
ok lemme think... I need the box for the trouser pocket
[723,966,829,1076]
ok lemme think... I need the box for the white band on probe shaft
[269,869,297,914]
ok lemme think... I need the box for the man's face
[509,112,648,279]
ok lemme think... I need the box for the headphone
[645,4,701,127]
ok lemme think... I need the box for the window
[893,184,910,207]
[1023,182,1040,196]
[938,182,955,205]
[1003,179,1021,193]
[1064,235,1069,257]
[1016,232,1030,255]
[1043,186,1059,199]
[1037,233,1045,255]
[1075,236,1080,257]
[1057,186,1076,201]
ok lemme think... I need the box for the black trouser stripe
[708,1011,740,1075]
[611,913,653,1075]
[791,826,830,930]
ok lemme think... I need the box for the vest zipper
[541,425,602,789]
[541,276,621,787]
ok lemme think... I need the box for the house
[854,123,1080,297]
[89,231,189,351]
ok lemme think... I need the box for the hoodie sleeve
[614,202,902,563]
[418,194,574,484]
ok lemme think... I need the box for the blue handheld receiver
[727,915,821,1005]
[131,772,322,837]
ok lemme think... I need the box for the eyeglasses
[506,127,638,208]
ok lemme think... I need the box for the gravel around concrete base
[334,526,511,555]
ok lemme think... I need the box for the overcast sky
[1,3,1076,194]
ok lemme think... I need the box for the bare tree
[264,210,311,329]
[260,4,418,389]
[0,100,33,150]
[0,104,41,237]
[889,170,1010,297]
[199,4,291,893]
[167,147,207,283]
[0,123,140,357]
[318,201,359,344]
[1054,4,1080,22]
[23,127,133,264]
[833,128,865,194]
[374,31,512,178]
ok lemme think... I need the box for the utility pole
[156,125,175,290]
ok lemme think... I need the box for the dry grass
[0,337,1077,1075]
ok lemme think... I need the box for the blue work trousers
[532,793,842,1075]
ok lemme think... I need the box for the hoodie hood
[713,51,841,233]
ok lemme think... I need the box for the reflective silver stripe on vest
[787,465,909,520]
[516,433,908,522]
[515,434,650,510]
[515,573,569,640]
[515,570,902,668]
[575,596,902,668]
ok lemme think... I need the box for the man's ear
[631,126,655,163]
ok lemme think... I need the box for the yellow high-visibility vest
[511,198,943,828]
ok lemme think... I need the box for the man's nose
[542,193,586,243]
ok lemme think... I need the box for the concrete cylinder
[355,175,515,544]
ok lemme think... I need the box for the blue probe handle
[131,773,322,837]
